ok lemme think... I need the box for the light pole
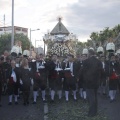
[30,28,40,55]
[11,0,14,49]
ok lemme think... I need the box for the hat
[11,52,17,57]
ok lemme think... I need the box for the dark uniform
[106,59,119,102]
[32,59,47,103]
[2,58,11,95]
[7,67,19,105]
[20,67,32,105]
[63,60,78,101]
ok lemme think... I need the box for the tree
[0,33,30,55]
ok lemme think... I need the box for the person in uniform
[15,57,21,99]
[2,56,11,95]
[32,53,47,103]
[78,54,87,101]
[20,58,33,106]
[7,60,19,105]
[53,56,64,100]
[47,54,58,102]
[99,55,107,95]
[106,54,119,102]
[82,49,102,117]
[63,54,78,101]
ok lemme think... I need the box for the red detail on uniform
[35,72,40,79]
[9,77,14,84]
[50,71,59,79]
[109,72,118,80]
[64,71,72,78]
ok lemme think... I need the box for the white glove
[31,79,34,85]
[20,79,23,85]
[62,78,64,82]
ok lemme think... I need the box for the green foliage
[89,24,120,45]
[0,33,30,55]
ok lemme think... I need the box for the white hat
[97,46,104,53]
[106,42,115,52]
[82,48,88,54]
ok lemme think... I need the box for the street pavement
[0,92,120,120]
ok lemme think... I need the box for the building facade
[0,26,28,36]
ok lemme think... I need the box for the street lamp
[11,0,14,49]
[30,28,40,55]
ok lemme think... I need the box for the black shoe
[83,99,87,103]
[74,99,77,102]
[66,100,69,102]
[87,113,97,117]
[50,100,54,103]
[27,101,29,105]
[110,99,114,103]
[32,101,36,104]
[15,102,18,105]
[17,96,20,99]
[43,100,47,103]
[8,102,12,105]
[103,93,106,95]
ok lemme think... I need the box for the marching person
[106,54,119,102]
[20,58,33,106]
[82,49,102,117]
[7,60,19,105]
[78,54,87,101]
[99,55,107,95]
[47,54,59,102]
[63,54,78,101]
[32,53,47,103]
[2,56,11,95]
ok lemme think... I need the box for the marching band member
[78,48,88,100]
[7,60,19,105]
[99,55,107,95]
[63,54,78,101]
[32,53,47,103]
[20,58,33,106]
[55,57,64,100]
[2,56,11,95]
[15,57,21,99]
[106,54,119,102]
[78,54,87,101]
[47,54,58,102]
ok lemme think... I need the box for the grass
[47,96,108,120]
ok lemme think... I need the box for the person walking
[82,49,102,117]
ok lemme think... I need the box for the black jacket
[82,56,102,89]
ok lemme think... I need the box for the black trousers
[86,88,98,116]
[109,79,118,90]
[63,77,76,91]
[7,83,18,95]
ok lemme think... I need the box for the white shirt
[11,70,17,83]
[11,45,19,55]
